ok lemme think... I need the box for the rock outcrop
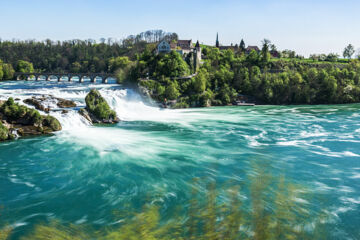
[24,97,50,113]
[0,97,62,141]
[79,89,119,124]
[24,95,76,112]
[57,98,77,108]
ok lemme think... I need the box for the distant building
[215,34,260,54]
[157,41,171,54]
[156,39,194,55]
[245,46,260,54]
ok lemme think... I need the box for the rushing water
[0,81,359,239]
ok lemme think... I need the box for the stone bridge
[14,72,117,83]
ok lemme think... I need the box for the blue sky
[1,0,359,56]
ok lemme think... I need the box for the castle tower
[193,40,202,71]
[216,33,219,48]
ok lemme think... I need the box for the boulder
[79,108,93,124]
[42,115,62,131]
[24,96,76,112]
[82,89,119,124]
[57,98,76,108]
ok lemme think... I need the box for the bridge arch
[69,75,81,82]
[46,75,60,81]
[80,75,91,83]
[92,76,103,83]
[36,75,47,81]
[58,75,70,82]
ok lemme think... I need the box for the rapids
[0,80,359,239]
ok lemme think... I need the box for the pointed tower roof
[195,40,200,48]
[216,33,219,48]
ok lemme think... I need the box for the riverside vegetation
[1,32,360,107]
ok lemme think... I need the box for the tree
[108,56,132,73]
[246,50,259,65]
[165,81,180,100]
[0,63,3,80]
[16,60,34,73]
[0,62,14,80]
[261,39,271,63]
[343,44,355,59]
[192,69,208,93]
[154,51,190,78]
[70,62,81,72]
[239,39,245,52]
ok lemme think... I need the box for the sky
[0,0,360,56]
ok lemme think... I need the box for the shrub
[0,121,9,141]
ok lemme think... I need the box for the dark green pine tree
[240,39,246,52]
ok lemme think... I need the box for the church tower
[216,33,219,48]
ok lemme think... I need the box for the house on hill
[156,39,202,71]
[156,39,194,55]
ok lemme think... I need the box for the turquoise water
[0,81,360,239]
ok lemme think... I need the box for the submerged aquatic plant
[3,159,330,240]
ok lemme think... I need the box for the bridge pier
[102,78,108,84]
[91,77,96,83]
[46,76,50,81]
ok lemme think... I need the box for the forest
[1,30,360,106]
[137,41,360,107]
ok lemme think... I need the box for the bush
[0,98,42,125]
[0,121,9,141]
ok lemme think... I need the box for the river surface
[0,81,359,239]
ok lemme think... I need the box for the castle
[156,39,202,70]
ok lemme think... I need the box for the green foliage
[108,56,132,73]
[2,63,15,80]
[0,121,9,141]
[0,60,14,80]
[192,69,208,93]
[85,89,117,120]
[154,51,190,78]
[343,44,355,59]
[0,98,42,125]
[164,81,180,100]
[22,221,90,240]
[16,60,34,73]
[42,115,62,131]
[0,63,3,80]
[0,225,12,240]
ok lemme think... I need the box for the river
[0,80,359,239]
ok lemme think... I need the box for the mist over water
[0,81,360,239]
